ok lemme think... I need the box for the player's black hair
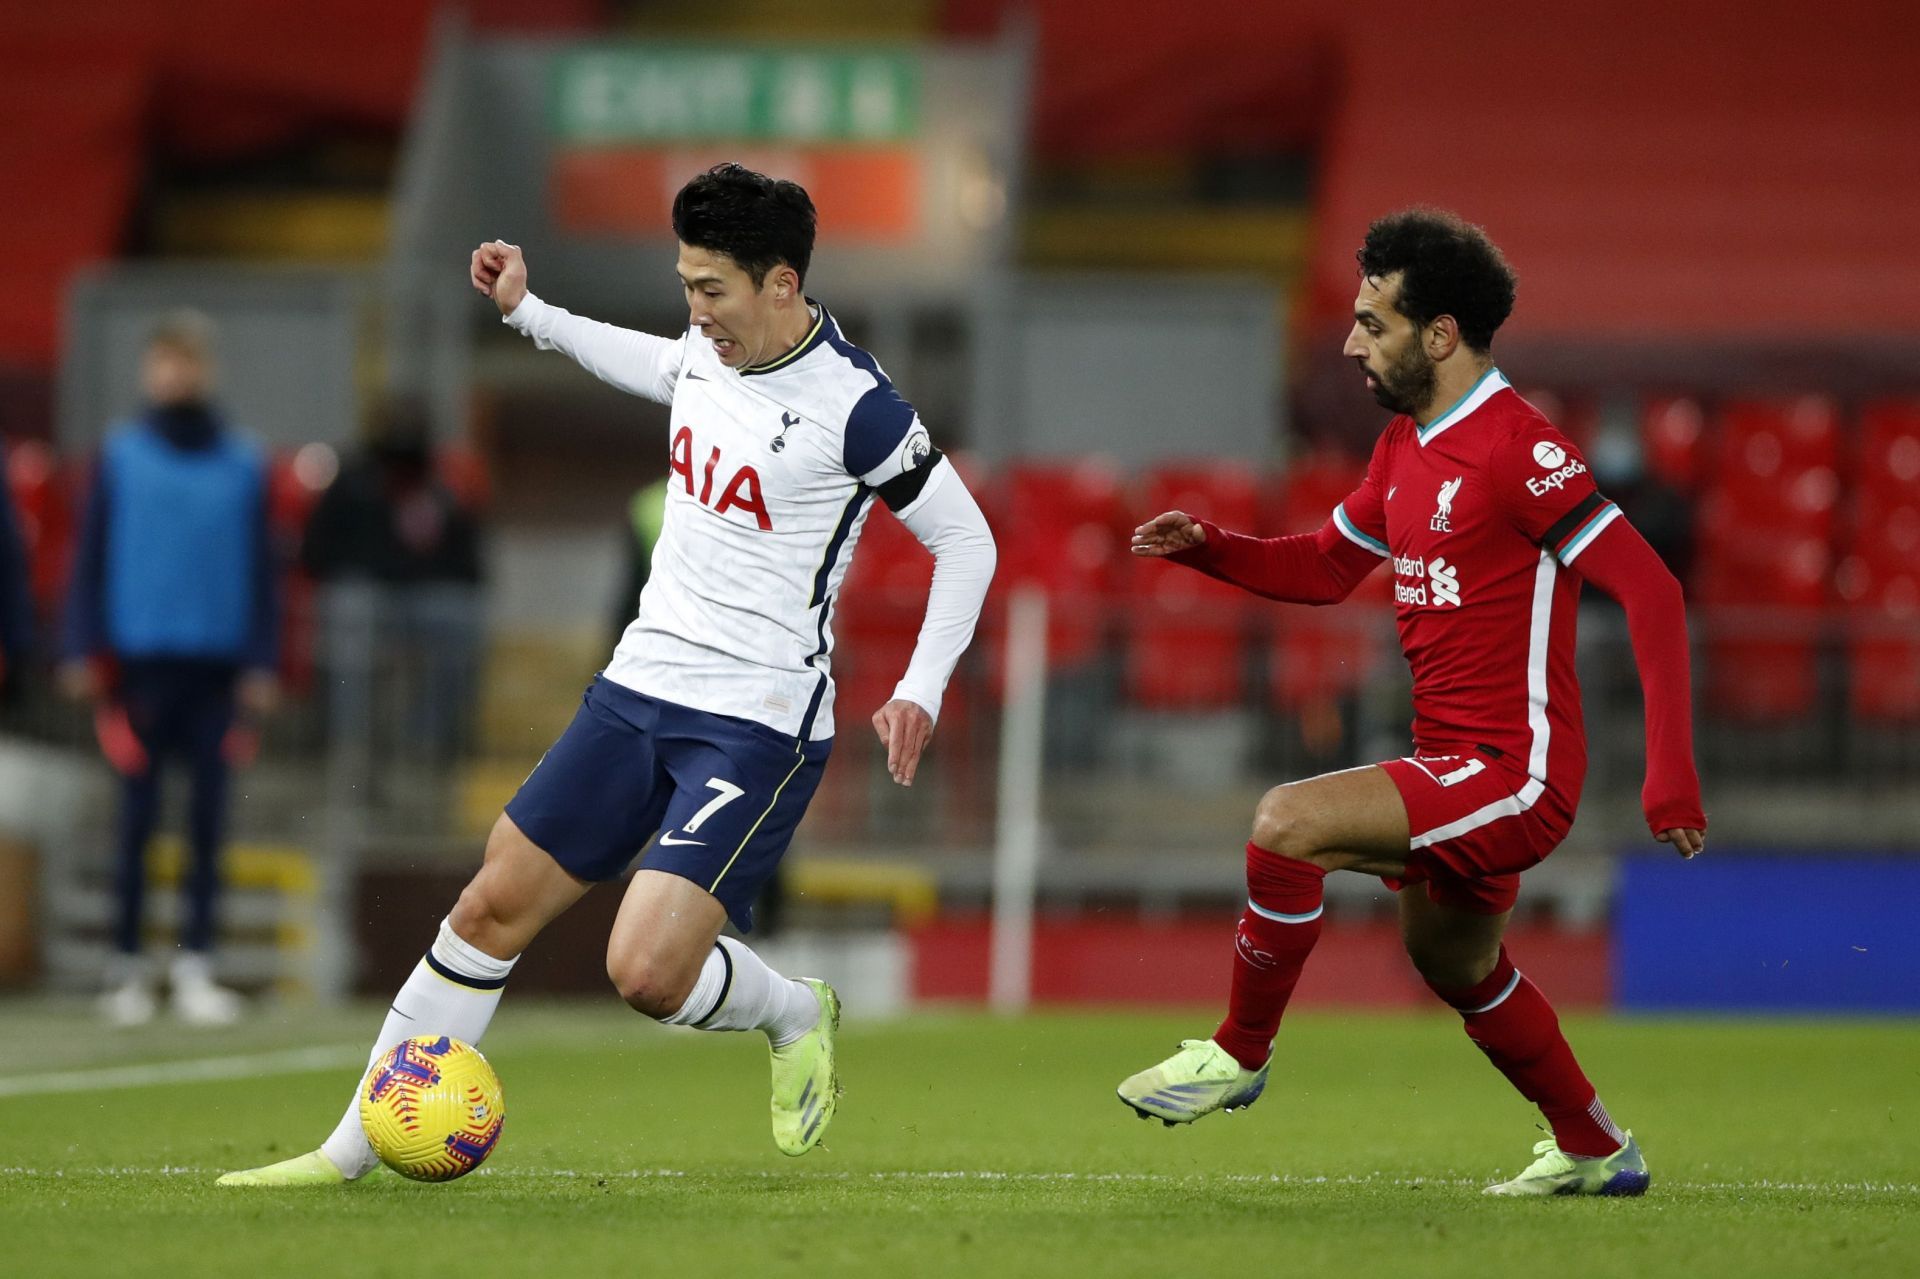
[1356,209,1517,352]
[671,163,817,289]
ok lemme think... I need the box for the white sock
[319,917,517,1178]
[659,937,820,1047]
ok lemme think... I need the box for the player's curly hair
[1356,209,1516,352]
[671,163,817,288]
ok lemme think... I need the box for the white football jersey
[509,295,935,740]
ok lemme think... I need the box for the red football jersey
[1329,370,1620,814]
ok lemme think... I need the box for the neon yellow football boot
[216,1149,351,1187]
[1116,1038,1270,1126]
[769,978,840,1156]
[1484,1132,1650,1197]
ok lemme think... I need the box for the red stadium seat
[1262,453,1390,715]
[1834,402,1920,723]
[1641,397,1708,490]
[1119,462,1263,710]
[1855,401,1920,554]
[984,459,1128,675]
[1712,396,1841,519]
[1838,561,1920,723]
[1121,555,1249,710]
[1695,523,1828,723]
[1694,398,1843,723]
[1138,462,1263,533]
[833,506,933,719]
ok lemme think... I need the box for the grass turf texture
[1,1004,1915,1278]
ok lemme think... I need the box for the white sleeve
[886,459,997,723]
[503,292,685,406]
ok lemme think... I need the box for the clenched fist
[471,240,528,317]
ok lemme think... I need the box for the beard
[1366,342,1437,417]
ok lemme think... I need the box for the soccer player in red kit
[1116,210,1705,1196]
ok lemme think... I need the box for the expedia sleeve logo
[1526,439,1588,497]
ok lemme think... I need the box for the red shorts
[1377,747,1573,914]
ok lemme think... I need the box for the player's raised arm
[472,240,686,406]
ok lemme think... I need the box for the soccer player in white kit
[220,164,996,1184]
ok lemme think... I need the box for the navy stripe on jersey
[810,488,872,608]
[798,603,834,740]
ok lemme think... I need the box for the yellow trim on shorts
[707,748,809,895]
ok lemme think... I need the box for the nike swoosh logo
[1387,486,1398,500]
[684,371,708,381]
[657,832,705,847]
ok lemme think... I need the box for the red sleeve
[1168,438,1389,603]
[1569,517,1707,836]
[1169,519,1383,605]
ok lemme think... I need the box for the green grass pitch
[1,1003,1915,1277]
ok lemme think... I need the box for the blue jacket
[62,409,279,669]
[0,457,35,673]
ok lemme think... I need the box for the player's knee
[1407,940,1499,994]
[606,953,695,1020]
[1249,786,1316,861]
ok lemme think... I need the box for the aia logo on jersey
[669,426,773,530]
[1431,476,1463,532]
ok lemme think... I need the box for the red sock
[1212,842,1326,1071]
[1428,946,1626,1158]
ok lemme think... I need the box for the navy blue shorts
[505,677,831,931]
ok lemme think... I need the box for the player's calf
[652,937,840,1154]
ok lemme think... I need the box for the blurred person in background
[1588,397,1694,585]
[0,451,39,702]
[1119,211,1705,1196]
[301,398,485,763]
[610,475,669,647]
[61,310,279,1027]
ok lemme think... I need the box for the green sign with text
[551,48,921,144]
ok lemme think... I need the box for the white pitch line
[0,1046,362,1099]
[0,1165,1914,1195]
